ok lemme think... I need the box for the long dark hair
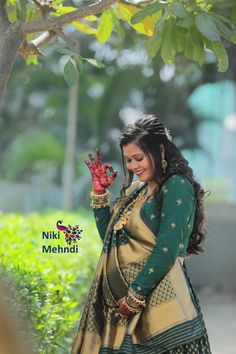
[119,114,207,256]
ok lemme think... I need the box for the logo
[41,220,83,254]
[56,221,83,245]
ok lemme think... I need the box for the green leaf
[64,60,78,86]
[146,25,164,59]
[161,19,176,64]
[177,15,194,29]
[145,11,167,59]
[214,18,236,42]
[71,21,97,35]
[96,9,113,44]
[25,55,38,66]
[57,48,79,56]
[175,27,186,53]
[74,57,84,73]
[184,27,205,67]
[113,18,125,39]
[209,11,236,43]
[53,6,97,36]
[205,39,229,72]
[84,15,98,22]
[195,13,220,41]
[16,0,26,21]
[111,8,125,39]
[130,2,165,25]
[210,10,235,26]
[115,3,155,37]
[172,2,188,19]
[152,10,162,25]
[82,58,105,69]
[52,5,77,15]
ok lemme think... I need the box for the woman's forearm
[93,206,111,242]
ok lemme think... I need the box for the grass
[0,208,102,353]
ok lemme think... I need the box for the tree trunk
[61,79,79,210]
[0,21,24,103]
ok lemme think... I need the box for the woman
[71,114,211,354]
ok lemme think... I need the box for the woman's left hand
[117,297,139,318]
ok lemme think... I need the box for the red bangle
[117,298,140,318]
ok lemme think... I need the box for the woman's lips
[135,170,144,176]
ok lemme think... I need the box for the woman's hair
[119,114,207,256]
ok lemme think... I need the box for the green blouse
[93,175,196,298]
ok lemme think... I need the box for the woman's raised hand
[85,149,118,194]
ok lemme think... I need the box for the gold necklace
[113,185,148,231]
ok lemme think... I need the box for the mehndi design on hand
[85,149,118,194]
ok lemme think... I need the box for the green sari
[71,176,211,354]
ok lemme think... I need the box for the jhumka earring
[161,159,168,174]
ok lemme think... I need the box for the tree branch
[19,0,79,57]
[55,28,79,52]
[32,29,57,47]
[23,0,119,34]
[19,30,57,56]
[19,28,79,57]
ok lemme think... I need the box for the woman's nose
[130,160,139,170]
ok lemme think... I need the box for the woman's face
[123,142,155,182]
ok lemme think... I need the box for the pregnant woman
[71,114,211,354]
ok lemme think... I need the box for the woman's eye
[126,157,143,163]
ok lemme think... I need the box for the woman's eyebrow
[124,154,143,158]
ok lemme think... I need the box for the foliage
[0,34,218,198]
[0,209,102,353]
[3,0,236,78]
[2,129,65,180]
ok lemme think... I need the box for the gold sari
[71,182,210,354]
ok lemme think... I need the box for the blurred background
[0,4,236,353]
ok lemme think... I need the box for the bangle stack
[122,298,141,315]
[90,190,110,209]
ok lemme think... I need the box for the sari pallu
[71,182,210,354]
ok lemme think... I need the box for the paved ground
[197,289,236,354]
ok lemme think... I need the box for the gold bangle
[127,293,146,308]
[125,295,142,309]
[123,298,141,314]
[90,190,110,208]
[90,190,109,200]
[128,288,146,304]
[90,201,110,209]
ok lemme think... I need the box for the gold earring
[161,159,168,174]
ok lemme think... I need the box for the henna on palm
[85,149,117,194]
